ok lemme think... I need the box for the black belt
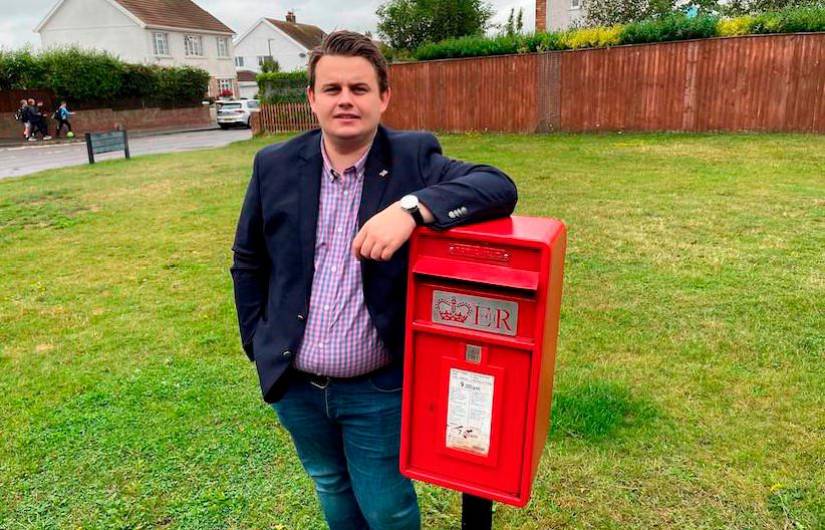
[291,369,371,390]
[291,362,399,390]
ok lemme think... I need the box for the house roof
[113,0,234,33]
[265,18,325,50]
[237,70,257,82]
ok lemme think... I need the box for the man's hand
[352,201,427,261]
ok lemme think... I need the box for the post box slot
[412,256,539,292]
[412,273,537,300]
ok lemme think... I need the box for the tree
[583,0,677,26]
[260,58,280,73]
[721,0,823,15]
[376,0,495,50]
[503,7,525,35]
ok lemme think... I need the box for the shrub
[0,48,46,90]
[118,63,157,100]
[39,47,124,103]
[751,6,825,33]
[395,4,824,61]
[717,15,757,35]
[257,71,308,104]
[155,66,210,106]
[619,13,720,44]
[562,25,623,49]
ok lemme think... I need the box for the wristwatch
[400,194,425,226]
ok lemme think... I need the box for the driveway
[0,128,253,180]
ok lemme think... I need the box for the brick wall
[0,105,214,141]
[536,0,547,32]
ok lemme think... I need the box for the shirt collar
[320,135,371,181]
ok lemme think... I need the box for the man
[231,31,517,530]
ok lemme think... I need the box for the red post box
[400,215,566,507]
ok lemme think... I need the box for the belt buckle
[310,375,330,390]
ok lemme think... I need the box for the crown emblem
[437,297,472,323]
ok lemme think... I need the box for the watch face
[400,195,418,210]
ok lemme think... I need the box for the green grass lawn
[1,131,823,529]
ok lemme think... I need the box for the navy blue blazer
[231,125,518,403]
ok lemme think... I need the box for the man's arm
[352,133,517,260]
[413,133,517,228]
[230,153,270,361]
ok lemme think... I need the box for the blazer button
[282,350,293,358]
[297,313,305,321]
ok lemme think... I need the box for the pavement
[0,127,253,181]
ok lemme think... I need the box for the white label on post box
[446,368,494,456]
[432,290,518,336]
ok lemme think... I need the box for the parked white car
[217,100,260,129]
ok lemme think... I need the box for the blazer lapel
[358,125,393,227]
[298,136,323,306]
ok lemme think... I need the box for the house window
[235,56,245,67]
[153,32,169,56]
[257,55,273,66]
[218,78,234,95]
[184,34,204,56]
[571,0,582,8]
[217,37,229,57]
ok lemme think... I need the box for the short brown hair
[308,30,389,94]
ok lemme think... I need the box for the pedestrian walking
[54,101,74,138]
[14,99,30,140]
[28,101,52,141]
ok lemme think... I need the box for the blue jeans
[273,367,420,530]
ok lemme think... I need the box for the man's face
[308,55,390,145]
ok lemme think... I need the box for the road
[0,128,253,180]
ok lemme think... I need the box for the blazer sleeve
[412,133,518,229]
[230,152,271,361]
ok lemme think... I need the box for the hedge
[412,5,825,60]
[0,46,210,108]
[257,71,309,104]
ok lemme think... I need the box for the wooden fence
[254,102,318,134]
[0,89,56,113]
[255,33,825,135]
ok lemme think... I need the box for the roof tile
[266,18,325,50]
[113,0,233,33]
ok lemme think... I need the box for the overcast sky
[0,0,536,50]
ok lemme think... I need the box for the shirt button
[337,227,343,233]
[343,191,349,196]
[324,305,330,311]
[330,266,337,272]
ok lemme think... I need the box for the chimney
[285,10,296,23]
[535,0,547,32]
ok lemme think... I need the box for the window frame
[152,32,169,56]
[217,37,229,58]
[218,78,234,94]
[234,56,245,67]
[184,34,204,57]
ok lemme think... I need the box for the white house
[35,0,238,98]
[236,69,259,100]
[233,12,326,74]
[536,0,586,31]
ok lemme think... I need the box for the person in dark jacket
[231,31,517,530]
[15,99,30,140]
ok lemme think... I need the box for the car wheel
[219,124,229,130]
[246,118,252,129]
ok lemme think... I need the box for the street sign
[85,130,130,164]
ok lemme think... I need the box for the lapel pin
[379,169,389,178]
